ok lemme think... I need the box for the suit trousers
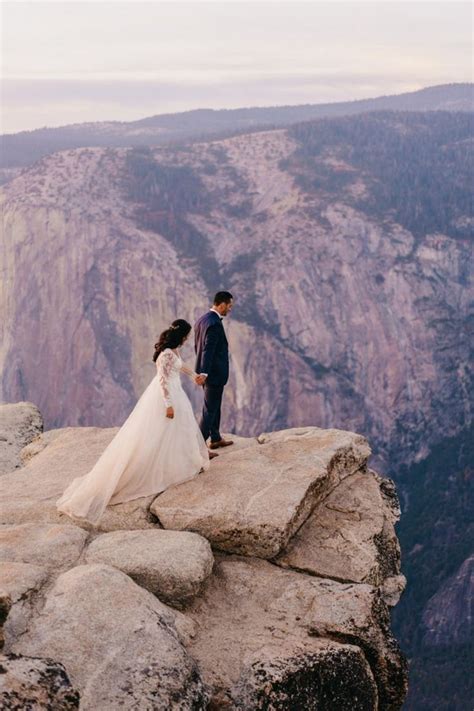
[200,383,224,443]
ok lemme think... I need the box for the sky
[1,1,472,134]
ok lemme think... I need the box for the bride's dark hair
[153,319,192,362]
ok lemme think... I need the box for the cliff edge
[0,402,408,709]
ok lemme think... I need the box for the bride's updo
[153,319,192,362]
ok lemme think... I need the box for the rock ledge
[0,403,408,710]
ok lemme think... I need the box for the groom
[195,291,234,455]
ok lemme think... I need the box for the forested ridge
[1,82,471,171]
[287,111,473,239]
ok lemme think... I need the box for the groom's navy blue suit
[194,310,229,443]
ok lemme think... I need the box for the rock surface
[85,529,214,607]
[276,469,406,605]
[12,564,210,710]
[0,426,157,531]
[152,428,371,558]
[0,562,49,647]
[0,405,408,709]
[231,643,379,711]
[0,593,11,650]
[0,402,43,474]
[0,653,80,710]
[186,555,407,710]
[0,523,88,570]
[19,428,68,464]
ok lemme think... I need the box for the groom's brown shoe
[209,439,234,449]
[208,450,219,459]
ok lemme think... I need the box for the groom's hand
[166,406,174,419]
[195,374,206,385]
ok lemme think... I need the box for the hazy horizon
[2,1,472,134]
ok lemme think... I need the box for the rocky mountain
[1,83,472,173]
[1,110,471,470]
[0,402,408,709]
[1,108,472,709]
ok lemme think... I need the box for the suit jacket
[194,311,229,387]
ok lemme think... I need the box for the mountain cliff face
[422,554,473,647]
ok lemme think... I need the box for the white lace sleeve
[157,350,175,407]
[180,363,197,379]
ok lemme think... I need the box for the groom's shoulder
[196,311,218,328]
[195,311,208,324]
[195,312,208,332]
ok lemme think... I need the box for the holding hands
[167,374,205,418]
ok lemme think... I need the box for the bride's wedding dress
[56,349,210,524]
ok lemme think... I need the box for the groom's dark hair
[214,291,233,305]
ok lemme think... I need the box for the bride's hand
[166,406,174,419]
[195,374,206,386]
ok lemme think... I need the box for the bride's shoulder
[157,348,177,360]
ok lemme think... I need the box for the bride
[57,319,210,525]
